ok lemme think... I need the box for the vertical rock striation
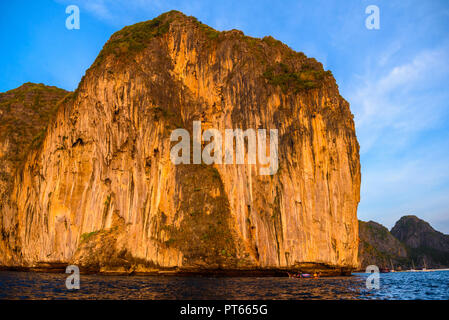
[0,11,360,273]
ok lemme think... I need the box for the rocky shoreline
[0,262,354,277]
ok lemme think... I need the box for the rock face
[391,216,449,268]
[0,83,68,201]
[0,11,360,273]
[358,220,408,269]
[0,83,69,265]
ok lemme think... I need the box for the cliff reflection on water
[0,271,448,300]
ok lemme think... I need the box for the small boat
[287,272,313,278]
[301,273,311,278]
[379,267,390,273]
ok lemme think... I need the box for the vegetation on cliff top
[193,17,220,40]
[91,13,173,68]
[89,10,330,88]
[263,62,332,93]
[0,83,68,156]
[91,11,219,68]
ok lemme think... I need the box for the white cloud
[349,45,449,154]
[83,0,113,21]
[349,45,449,233]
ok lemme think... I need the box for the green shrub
[263,62,330,93]
[81,231,98,241]
[189,16,220,40]
[92,15,172,68]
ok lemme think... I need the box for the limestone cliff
[0,11,360,274]
[0,83,69,265]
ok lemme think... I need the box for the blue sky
[1,0,449,232]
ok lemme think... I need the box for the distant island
[358,215,449,270]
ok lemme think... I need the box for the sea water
[0,270,448,300]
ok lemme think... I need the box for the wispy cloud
[349,45,449,154]
[348,43,449,232]
[82,0,113,21]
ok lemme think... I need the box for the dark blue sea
[0,270,448,300]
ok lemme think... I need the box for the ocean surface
[0,270,448,300]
